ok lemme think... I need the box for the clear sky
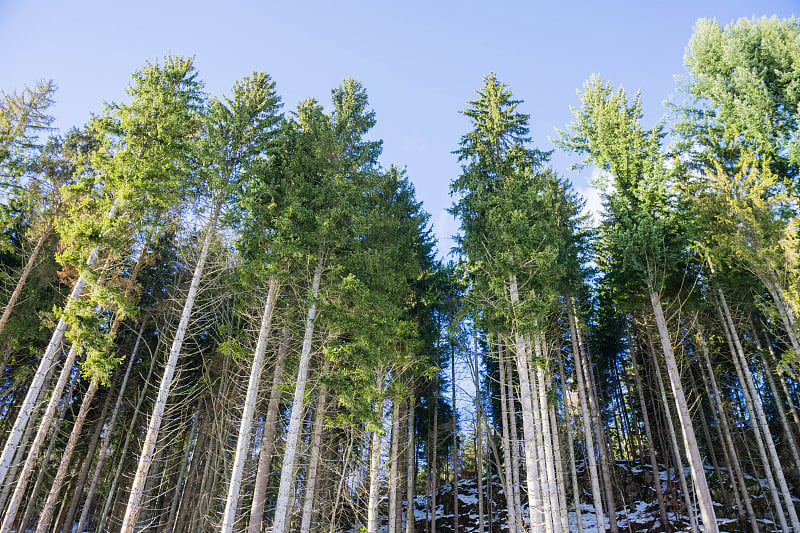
[1,0,797,257]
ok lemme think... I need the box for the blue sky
[1,0,796,257]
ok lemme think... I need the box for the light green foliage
[683,17,800,174]
[0,80,55,182]
[559,77,684,295]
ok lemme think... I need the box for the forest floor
[399,460,790,533]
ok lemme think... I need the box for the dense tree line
[0,14,799,533]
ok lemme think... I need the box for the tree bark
[248,323,289,533]
[300,379,328,533]
[626,324,670,532]
[120,201,220,533]
[566,301,605,532]
[406,393,416,533]
[221,276,279,533]
[648,287,718,532]
[367,394,386,533]
[0,342,80,533]
[272,254,323,533]
[498,341,520,533]
[75,319,145,533]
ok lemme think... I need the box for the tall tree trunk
[272,254,323,533]
[0,222,52,339]
[120,202,220,533]
[16,364,79,533]
[0,202,117,486]
[221,276,279,533]
[566,301,605,533]
[0,342,80,533]
[367,393,386,533]
[498,341,520,533]
[695,320,758,532]
[473,325,484,533]
[75,319,145,533]
[389,396,401,533]
[509,275,543,532]
[506,341,523,531]
[36,378,101,533]
[299,379,328,533]
[647,287,718,532]
[646,329,699,533]
[452,342,459,533]
[406,393,416,533]
[58,376,117,533]
[166,408,198,533]
[248,323,289,533]
[626,324,670,532]
[716,288,800,531]
[556,352,582,533]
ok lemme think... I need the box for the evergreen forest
[2,15,800,533]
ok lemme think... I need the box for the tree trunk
[646,328,699,533]
[626,324,669,532]
[0,222,52,339]
[248,323,289,533]
[0,342,80,533]
[221,276,279,533]
[566,301,605,532]
[406,393,416,533]
[367,394,386,533]
[648,287,718,532]
[0,202,117,486]
[120,201,220,533]
[59,376,117,533]
[716,288,800,531]
[452,342,459,533]
[272,254,323,533]
[556,353,582,533]
[75,319,145,533]
[389,396,401,533]
[299,379,328,533]
[695,320,758,531]
[16,364,79,533]
[498,341,520,533]
[509,275,543,532]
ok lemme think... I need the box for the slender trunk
[452,343,459,533]
[0,203,117,486]
[120,202,220,533]
[509,275,543,532]
[556,353,581,533]
[75,319,145,533]
[717,289,800,531]
[578,334,617,533]
[648,288,718,532]
[762,273,800,354]
[166,409,198,533]
[551,403,569,533]
[367,395,386,533]
[17,365,79,533]
[389,397,401,533]
[299,378,328,533]
[0,222,52,338]
[0,342,80,533]
[506,341,522,531]
[499,342,519,533]
[431,369,438,533]
[272,255,323,533]
[626,324,669,532]
[536,359,556,533]
[695,320,758,532]
[59,376,117,533]
[36,378,101,532]
[760,322,800,443]
[405,393,416,533]
[566,301,605,532]
[473,325,483,533]
[646,329,699,533]
[221,276,279,533]
[98,324,160,533]
[248,323,289,533]
[752,322,800,479]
